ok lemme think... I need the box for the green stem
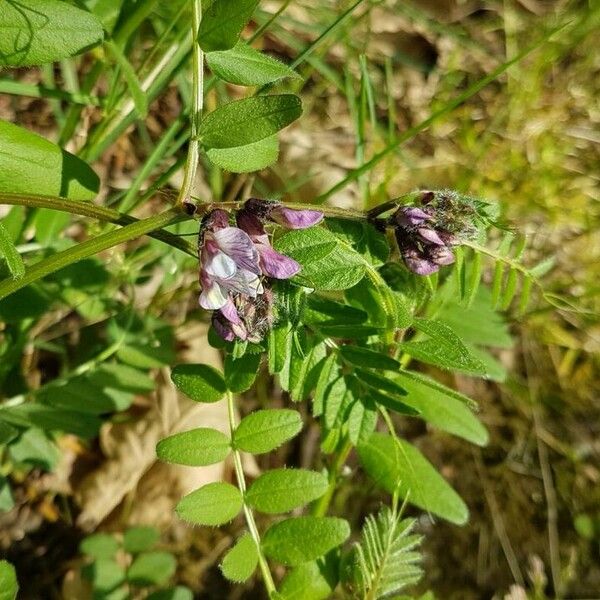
[0,193,196,257]
[226,392,277,596]
[311,438,352,518]
[177,0,204,207]
[0,209,185,300]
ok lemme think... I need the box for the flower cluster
[391,190,477,276]
[198,199,322,342]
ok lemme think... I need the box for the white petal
[199,282,228,310]
[218,269,263,297]
[204,250,237,279]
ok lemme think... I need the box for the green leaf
[82,558,125,593]
[123,526,160,554]
[200,95,302,149]
[80,534,120,560]
[8,428,60,470]
[268,322,290,375]
[340,346,400,371]
[312,352,338,417]
[274,227,366,291]
[0,120,99,200]
[105,41,148,118]
[262,517,350,566]
[176,482,242,526]
[207,43,300,85]
[278,558,338,600]
[399,319,487,376]
[157,427,231,466]
[233,409,302,454]
[246,469,328,514]
[220,533,258,583]
[327,219,389,266]
[207,135,279,173]
[146,587,193,600]
[171,364,227,403]
[224,353,261,393]
[304,296,367,327]
[352,507,423,599]
[0,404,102,438]
[398,374,488,445]
[0,0,103,67]
[127,551,176,586]
[0,421,18,445]
[357,433,468,525]
[0,476,14,512]
[0,560,18,600]
[347,398,378,445]
[0,221,24,281]
[198,0,259,51]
[356,369,407,398]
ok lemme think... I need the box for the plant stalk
[226,391,277,596]
[176,0,204,207]
[0,209,185,300]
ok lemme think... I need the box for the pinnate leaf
[357,433,468,525]
[200,95,302,149]
[233,409,302,454]
[176,482,242,526]
[262,517,350,566]
[171,364,226,403]
[246,469,328,514]
[220,533,258,583]
[157,428,231,466]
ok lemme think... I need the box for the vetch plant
[0,0,569,598]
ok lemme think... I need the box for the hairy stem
[226,391,276,595]
[0,209,185,300]
[0,193,196,257]
[176,0,204,207]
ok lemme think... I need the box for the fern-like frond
[353,505,423,600]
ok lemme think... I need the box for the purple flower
[198,210,263,311]
[198,200,323,342]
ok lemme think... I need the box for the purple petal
[437,230,459,246]
[212,316,236,341]
[395,207,432,228]
[205,209,230,231]
[270,206,323,229]
[212,227,260,274]
[219,296,242,324]
[258,245,301,279]
[426,245,455,266]
[417,227,445,245]
[404,255,440,275]
[236,209,266,238]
